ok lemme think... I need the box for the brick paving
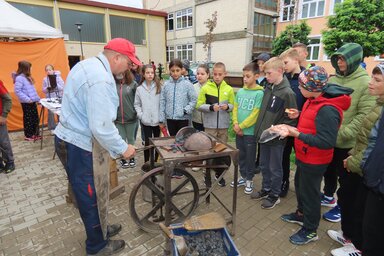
[0,131,341,255]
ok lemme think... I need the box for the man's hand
[0,116,6,125]
[159,123,165,129]
[213,104,220,112]
[233,123,242,135]
[122,144,136,159]
[285,108,300,119]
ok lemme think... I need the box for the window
[374,53,384,61]
[166,46,175,62]
[110,16,145,45]
[281,0,295,22]
[307,38,321,61]
[167,13,174,31]
[255,0,277,11]
[60,9,105,43]
[176,8,193,30]
[301,0,325,19]
[253,13,274,52]
[176,44,193,61]
[329,0,344,15]
[10,3,54,27]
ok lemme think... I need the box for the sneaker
[171,171,184,179]
[281,210,304,226]
[321,194,337,207]
[191,167,201,172]
[0,161,5,173]
[87,240,125,255]
[331,244,361,256]
[327,230,351,246]
[261,195,280,209]
[250,189,269,200]
[215,174,226,187]
[323,205,341,222]
[24,136,35,141]
[289,227,318,245]
[244,180,254,195]
[107,224,122,238]
[129,158,136,168]
[4,162,15,174]
[230,177,246,188]
[33,135,42,140]
[279,180,289,198]
[119,159,130,169]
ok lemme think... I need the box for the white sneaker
[230,177,246,187]
[331,244,361,256]
[327,230,351,246]
[244,180,254,194]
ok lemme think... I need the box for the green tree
[272,22,311,56]
[322,0,384,58]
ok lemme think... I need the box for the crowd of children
[5,41,384,255]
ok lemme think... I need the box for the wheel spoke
[139,201,163,222]
[170,178,190,196]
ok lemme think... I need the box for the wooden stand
[66,158,125,207]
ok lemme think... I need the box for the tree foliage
[272,22,311,56]
[203,11,217,62]
[322,0,384,58]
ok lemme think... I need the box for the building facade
[277,0,382,73]
[7,0,167,68]
[143,0,279,77]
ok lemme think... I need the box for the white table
[38,98,61,150]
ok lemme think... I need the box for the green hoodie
[329,43,376,149]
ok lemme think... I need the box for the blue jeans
[55,136,107,254]
[259,143,284,196]
[236,135,256,181]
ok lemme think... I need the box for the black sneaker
[215,174,226,187]
[281,210,304,226]
[107,224,122,238]
[119,159,130,169]
[171,171,184,179]
[4,162,15,174]
[261,195,280,209]
[289,227,318,245]
[87,240,126,255]
[129,158,136,168]
[0,161,5,173]
[250,189,269,200]
[279,180,289,198]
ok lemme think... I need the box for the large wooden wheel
[129,166,199,233]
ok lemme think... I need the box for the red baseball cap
[104,38,142,66]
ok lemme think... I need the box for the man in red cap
[55,38,141,255]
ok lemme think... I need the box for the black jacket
[254,76,298,146]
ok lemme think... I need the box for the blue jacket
[13,74,40,103]
[55,53,128,158]
[159,76,197,123]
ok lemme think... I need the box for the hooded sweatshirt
[329,43,376,149]
[295,84,353,165]
[42,71,65,98]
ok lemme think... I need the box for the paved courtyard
[0,130,341,255]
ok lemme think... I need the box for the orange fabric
[0,38,69,131]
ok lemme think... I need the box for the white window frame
[167,13,174,31]
[176,44,193,61]
[166,46,175,62]
[280,0,296,22]
[329,0,344,15]
[307,37,321,61]
[176,8,193,30]
[300,0,325,19]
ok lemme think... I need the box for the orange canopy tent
[0,39,70,131]
[0,0,69,131]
